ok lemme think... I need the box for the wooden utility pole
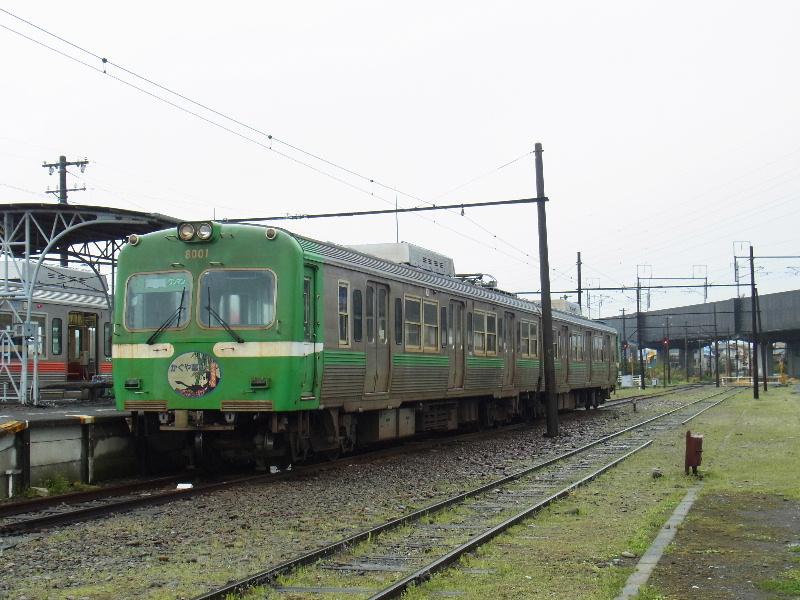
[535,143,558,438]
[42,155,88,266]
[750,246,759,399]
[42,155,88,204]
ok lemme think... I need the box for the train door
[364,281,390,394]
[67,311,97,380]
[301,268,319,398]
[503,311,515,387]
[448,300,465,389]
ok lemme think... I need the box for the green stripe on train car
[393,353,450,367]
[466,356,504,368]
[516,359,541,369]
[322,351,366,365]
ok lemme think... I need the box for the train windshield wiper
[147,288,185,345]
[205,287,244,343]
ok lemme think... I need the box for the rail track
[0,472,292,536]
[0,385,705,538]
[189,385,740,600]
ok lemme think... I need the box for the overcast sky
[2,2,798,318]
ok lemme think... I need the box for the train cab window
[52,317,63,355]
[125,271,192,331]
[338,281,350,346]
[353,289,363,342]
[199,269,276,329]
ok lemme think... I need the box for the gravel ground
[0,403,644,600]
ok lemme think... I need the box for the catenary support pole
[535,143,558,438]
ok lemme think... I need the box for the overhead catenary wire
[1,8,543,270]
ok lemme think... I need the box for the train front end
[113,221,319,466]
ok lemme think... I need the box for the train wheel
[289,432,309,464]
[324,448,341,461]
[192,431,222,472]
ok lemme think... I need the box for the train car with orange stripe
[0,262,112,402]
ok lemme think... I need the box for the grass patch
[411,386,800,599]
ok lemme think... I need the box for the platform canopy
[1,202,182,404]
[1,203,181,263]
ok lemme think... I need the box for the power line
[1,8,543,269]
[227,196,544,222]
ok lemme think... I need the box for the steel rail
[189,387,737,600]
[366,441,652,600]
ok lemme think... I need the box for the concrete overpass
[597,289,800,378]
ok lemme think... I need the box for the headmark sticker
[168,351,221,397]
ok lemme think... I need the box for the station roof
[2,203,181,257]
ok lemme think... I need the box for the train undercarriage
[131,388,611,472]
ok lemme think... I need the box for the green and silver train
[113,221,618,467]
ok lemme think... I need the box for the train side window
[473,311,485,354]
[366,286,375,343]
[404,296,422,351]
[353,289,363,343]
[303,278,312,342]
[571,332,583,360]
[448,302,464,350]
[23,315,46,357]
[498,318,504,352]
[103,322,112,358]
[486,312,497,354]
[467,312,473,352]
[338,281,350,347]
[440,307,447,348]
[394,298,403,345]
[52,317,63,355]
[377,288,387,343]
[530,321,539,357]
[423,300,439,352]
[448,305,454,347]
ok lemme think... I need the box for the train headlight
[196,221,213,240]
[178,222,196,241]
